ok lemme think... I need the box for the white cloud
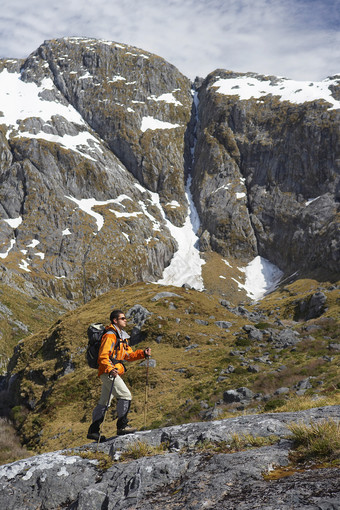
[0,1,339,81]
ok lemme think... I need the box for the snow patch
[0,239,16,259]
[65,195,132,232]
[27,239,40,248]
[3,216,22,228]
[19,259,30,272]
[166,200,181,208]
[235,256,283,301]
[148,92,182,106]
[305,197,321,206]
[157,176,205,290]
[141,116,181,132]
[109,75,126,82]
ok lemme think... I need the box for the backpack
[86,323,117,369]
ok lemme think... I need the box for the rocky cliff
[0,38,194,311]
[1,37,339,316]
[192,70,340,274]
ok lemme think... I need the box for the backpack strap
[106,326,127,371]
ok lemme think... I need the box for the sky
[0,0,339,81]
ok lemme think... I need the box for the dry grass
[120,440,167,461]
[272,394,340,413]
[2,278,340,462]
[0,418,33,465]
[288,418,340,464]
[195,433,279,454]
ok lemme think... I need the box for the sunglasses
[118,317,127,320]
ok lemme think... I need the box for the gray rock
[126,304,152,328]
[1,406,340,509]
[247,364,260,373]
[268,328,301,348]
[138,358,156,368]
[329,343,340,351]
[275,387,290,395]
[151,292,182,301]
[185,344,199,351]
[295,378,313,390]
[192,70,340,276]
[223,387,254,403]
[215,320,232,330]
[297,291,327,320]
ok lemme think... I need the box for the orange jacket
[97,325,146,377]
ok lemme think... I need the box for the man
[87,309,151,441]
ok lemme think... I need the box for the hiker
[87,309,151,441]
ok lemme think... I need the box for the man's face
[115,314,127,329]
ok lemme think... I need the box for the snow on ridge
[212,75,340,110]
[0,70,84,133]
[17,131,101,161]
[0,69,104,160]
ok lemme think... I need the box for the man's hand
[109,368,118,379]
[144,347,151,358]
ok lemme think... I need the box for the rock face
[192,70,340,273]
[0,38,192,306]
[0,39,339,311]
[0,406,339,509]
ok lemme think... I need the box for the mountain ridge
[0,37,339,508]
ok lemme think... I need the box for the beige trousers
[98,373,131,406]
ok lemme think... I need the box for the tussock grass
[0,418,33,465]
[195,433,279,454]
[288,418,340,464]
[118,434,279,464]
[271,394,340,413]
[120,440,167,461]
[66,449,114,471]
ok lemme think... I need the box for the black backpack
[86,323,117,369]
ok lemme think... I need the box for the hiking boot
[117,425,137,436]
[87,431,107,442]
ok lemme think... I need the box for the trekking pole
[143,355,149,429]
[96,376,115,450]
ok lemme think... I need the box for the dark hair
[110,309,124,324]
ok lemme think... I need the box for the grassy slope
[6,277,340,456]
[0,280,66,373]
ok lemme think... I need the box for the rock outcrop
[192,70,340,274]
[0,38,193,306]
[0,406,339,509]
